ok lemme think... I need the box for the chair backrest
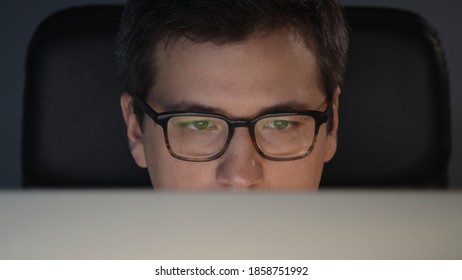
[322,7,451,188]
[23,6,151,188]
[22,6,451,189]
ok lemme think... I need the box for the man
[117,0,348,190]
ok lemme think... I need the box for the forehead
[149,31,324,117]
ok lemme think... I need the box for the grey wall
[0,0,460,189]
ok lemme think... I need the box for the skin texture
[121,31,340,190]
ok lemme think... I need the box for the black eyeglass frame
[134,95,333,162]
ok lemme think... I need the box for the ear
[324,87,340,162]
[120,92,147,168]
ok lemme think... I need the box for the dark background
[1,0,460,189]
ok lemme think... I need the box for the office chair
[22,5,451,188]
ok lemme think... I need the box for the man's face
[121,31,339,190]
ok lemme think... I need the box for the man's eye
[180,120,215,130]
[267,120,292,130]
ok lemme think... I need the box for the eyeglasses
[134,95,332,162]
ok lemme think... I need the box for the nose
[215,128,264,189]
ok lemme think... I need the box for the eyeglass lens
[166,114,316,160]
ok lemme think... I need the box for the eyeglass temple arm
[134,95,158,120]
[318,98,334,123]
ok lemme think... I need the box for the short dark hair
[116,0,349,123]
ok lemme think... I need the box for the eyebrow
[159,100,322,117]
[161,101,228,115]
[258,101,323,114]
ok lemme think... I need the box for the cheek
[264,158,323,189]
[143,127,164,166]
[263,135,327,189]
[143,129,218,189]
[142,126,172,187]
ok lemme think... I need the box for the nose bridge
[227,120,256,150]
[225,120,260,160]
[216,125,263,188]
[226,125,259,159]
[229,119,251,128]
